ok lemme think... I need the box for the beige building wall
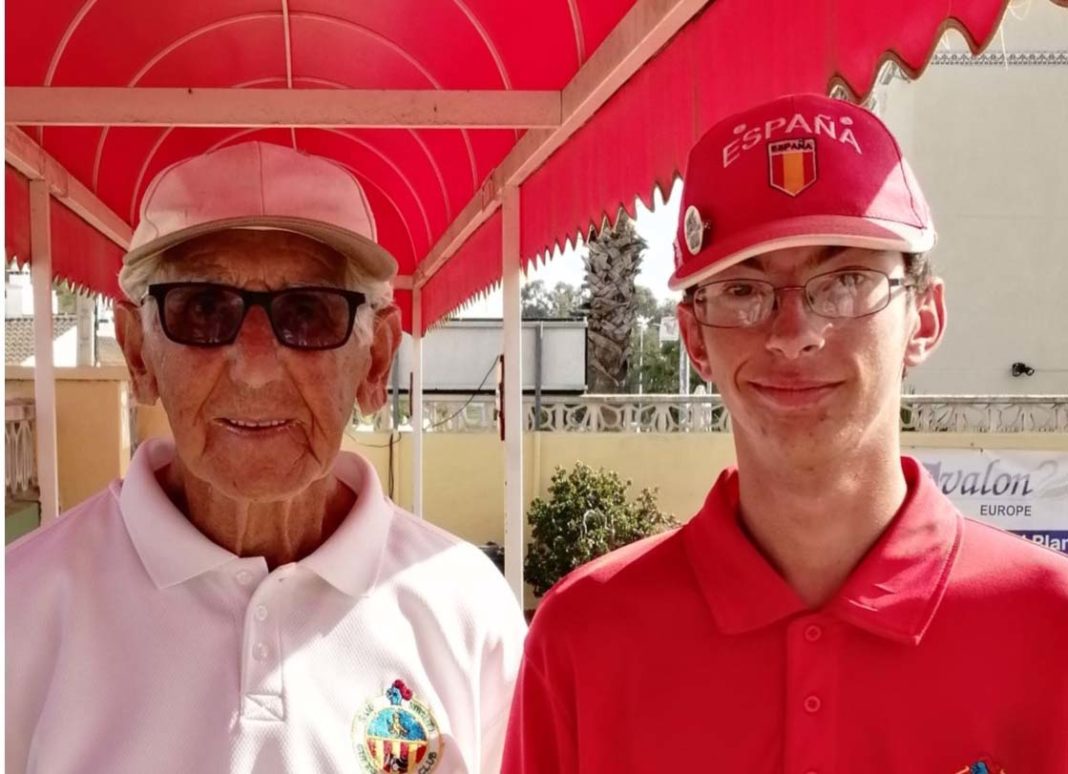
[879,2,1068,394]
[6,367,131,513]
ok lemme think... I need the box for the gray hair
[119,242,393,340]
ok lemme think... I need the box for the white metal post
[411,287,424,518]
[29,180,60,524]
[501,185,525,604]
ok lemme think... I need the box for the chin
[210,473,318,503]
[739,411,861,461]
[190,451,327,502]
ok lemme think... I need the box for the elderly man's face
[117,230,400,501]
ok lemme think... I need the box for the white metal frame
[6,87,563,129]
[501,186,524,601]
[410,288,424,518]
[28,180,60,524]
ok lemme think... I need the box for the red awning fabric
[5,0,1041,332]
[5,165,31,264]
[5,164,125,296]
[420,210,504,328]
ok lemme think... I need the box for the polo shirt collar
[299,450,392,598]
[120,439,236,589]
[120,439,393,598]
[683,457,963,645]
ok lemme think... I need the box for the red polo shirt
[502,458,1068,773]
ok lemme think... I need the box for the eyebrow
[745,245,852,273]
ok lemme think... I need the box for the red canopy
[5,0,1038,332]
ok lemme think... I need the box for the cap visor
[122,216,398,282]
[669,215,935,290]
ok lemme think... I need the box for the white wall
[394,319,588,393]
[880,2,1068,394]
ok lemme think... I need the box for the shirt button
[804,624,823,642]
[804,695,822,714]
[253,643,270,661]
[254,605,269,622]
[235,570,254,586]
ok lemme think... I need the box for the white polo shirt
[6,438,526,774]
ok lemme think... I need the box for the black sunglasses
[143,282,368,350]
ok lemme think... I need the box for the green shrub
[524,462,678,597]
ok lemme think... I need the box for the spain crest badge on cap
[767,137,818,196]
[353,679,443,773]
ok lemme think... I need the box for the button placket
[784,617,838,774]
[239,566,291,722]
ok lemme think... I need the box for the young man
[503,94,1068,772]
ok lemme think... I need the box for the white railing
[899,395,1068,433]
[528,394,731,432]
[358,394,1068,434]
[6,400,38,497]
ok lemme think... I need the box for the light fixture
[1011,362,1036,377]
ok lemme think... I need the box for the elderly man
[503,94,1068,772]
[7,142,526,774]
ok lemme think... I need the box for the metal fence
[5,399,38,497]
[358,394,1068,434]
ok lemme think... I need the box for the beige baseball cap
[121,141,398,295]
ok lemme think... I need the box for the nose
[225,305,285,389]
[764,287,829,360]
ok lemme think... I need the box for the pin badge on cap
[683,205,707,255]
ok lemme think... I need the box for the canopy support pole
[411,288,424,518]
[29,180,60,525]
[501,185,525,605]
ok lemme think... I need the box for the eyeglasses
[689,269,913,328]
[143,282,367,350]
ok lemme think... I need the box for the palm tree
[583,212,646,393]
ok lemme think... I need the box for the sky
[456,179,684,318]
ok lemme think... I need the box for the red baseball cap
[668,94,935,290]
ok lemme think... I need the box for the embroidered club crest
[767,137,818,196]
[353,680,442,773]
[683,205,707,255]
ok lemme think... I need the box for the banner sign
[907,448,1068,554]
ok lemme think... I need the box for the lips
[217,417,294,431]
[747,379,843,409]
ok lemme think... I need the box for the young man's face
[679,245,946,467]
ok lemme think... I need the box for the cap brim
[122,216,398,282]
[668,215,936,291]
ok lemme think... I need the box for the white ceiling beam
[5,126,132,249]
[415,0,711,288]
[6,87,563,129]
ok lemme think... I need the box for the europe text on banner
[907,449,1068,555]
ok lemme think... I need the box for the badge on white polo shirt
[353,679,442,773]
[956,757,1008,774]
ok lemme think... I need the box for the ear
[356,305,402,412]
[115,300,160,405]
[678,302,716,382]
[904,278,947,369]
